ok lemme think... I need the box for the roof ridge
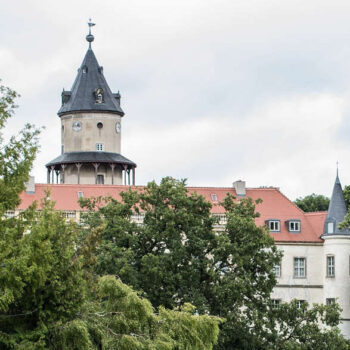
[304,211,328,215]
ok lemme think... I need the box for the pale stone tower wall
[61,112,122,154]
[323,236,350,338]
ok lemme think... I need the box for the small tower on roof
[322,169,350,338]
[46,21,136,185]
[323,169,350,236]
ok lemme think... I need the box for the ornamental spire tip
[86,19,96,48]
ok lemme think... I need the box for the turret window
[96,143,104,151]
[327,256,335,277]
[328,222,334,234]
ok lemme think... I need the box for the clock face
[115,122,121,134]
[72,121,82,132]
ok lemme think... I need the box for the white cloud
[3,0,350,201]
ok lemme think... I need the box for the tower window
[97,175,104,184]
[327,256,335,277]
[328,222,334,234]
[97,122,103,129]
[96,143,104,151]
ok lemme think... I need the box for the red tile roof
[19,184,325,243]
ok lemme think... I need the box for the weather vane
[86,19,96,48]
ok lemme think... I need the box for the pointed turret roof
[58,45,124,116]
[323,172,350,235]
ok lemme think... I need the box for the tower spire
[336,161,340,184]
[86,19,95,49]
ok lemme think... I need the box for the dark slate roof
[58,48,124,116]
[323,174,350,235]
[46,151,136,168]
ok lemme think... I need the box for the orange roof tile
[19,184,325,243]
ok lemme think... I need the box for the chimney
[25,176,35,194]
[233,180,246,197]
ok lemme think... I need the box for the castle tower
[322,171,350,338]
[46,21,136,185]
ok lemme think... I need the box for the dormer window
[94,88,104,104]
[82,65,88,73]
[286,220,301,233]
[266,219,280,232]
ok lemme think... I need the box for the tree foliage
[0,83,222,349]
[294,193,330,212]
[82,178,350,349]
[0,82,40,214]
[343,185,350,211]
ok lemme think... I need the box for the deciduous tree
[0,84,222,349]
[294,194,330,212]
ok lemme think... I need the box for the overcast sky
[2,0,350,200]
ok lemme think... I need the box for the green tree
[263,300,349,349]
[81,178,282,348]
[82,178,350,349]
[0,82,40,214]
[0,84,222,349]
[294,194,330,212]
[343,185,350,210]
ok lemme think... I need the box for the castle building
[12,23,350,339]
[17,175,350,337]
[46,22,136,186]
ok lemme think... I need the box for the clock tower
[46,22,136,185]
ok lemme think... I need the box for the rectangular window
[328,222,334,234]
[97,174,104,185]
[327,256,335,277]
[272,264,281,278]
[62,211,76,219]
[268,220,280,232]
[4,210,15,218]
[294,257,306,278]
[96,143,104,151]
[271,299,281,309]
[296,300,305,309]
[326,298,335,306]
[77,191,84,199]
[211,194,218,202]
[288,220,301,232]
